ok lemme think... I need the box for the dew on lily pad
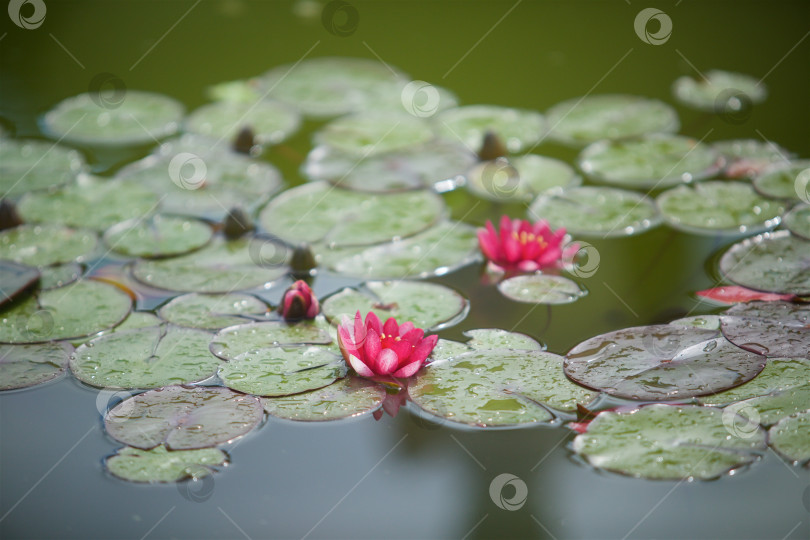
[670,315,722,330]
[564,324,766,401]
[578,134,721,189]
[114,311,162,332]
[105,445,228,483]
[0,138,84,197]
[70,325,222,390]
[713,139,793,179]
[767,409,810,466]
[0,224,97,267]
[720,301,810,359]
[263,376,386,422]
[528,186,661,237]
[465,154,581,203]
[158,293,270,330]
[184,100,301,147]
[723,386,810,427]
[104,385,264,450]
[719,231,810,295]
[321,280,468,331]
[38,263,81,290]
[672,70,767,112]
[783,204,810,240]
[0,342,72,390]
[656,181,784,236]
[314,112,434,157]
[435,105,545,154]
[103,215,212,258]
[0,280,132,344]
[752,160,810,202]
[545,94,679,147]
[210,320,333,361]
[571,404,766,480]
[461,328,545,351]
[41,90,184,146]
[698,357,810,406]
[0,260,40,306]
[497,274,586,305]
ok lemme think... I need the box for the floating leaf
[719,231,810,295]
[39,263,81,290]
[0,138,84,197]
[70,325,222,389]
[752,160,810,202]
[564,325,766,401]
[158,293,269,330]
[720,301,810,359]
[0,342,72,390]
[0,261,39,306]
[695,286,794,305]
[656,181,784,235]
[314,112,434,157]
[670,315,721,330]
[210,320,333,361]
[466,154,581,202]
[0,225,97,267]
[497,274,586,305]
[103,216,212,258]
[115,311,162,332]
[462,328,545,351]
[41,91,184,146]
[263,376,386,421]
[361,79,459,114]
[699,358,810,406]
[578,134,721,189]
[672,70,767,111]
[529,186,661,237]
[435,105,545,153]
[783,204,810,240]
[724,386,810,427]
[572,404,766,480]
[105,385,264,450]
[0,280,132,343]
[713,139,793,179]
[545,94,679,147]
[768,410,810,465]
[206,78,262,103]
[184,100,300,146]
[105,445,228,483]
[321,280,468,331]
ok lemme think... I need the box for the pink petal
[477,228,501,263]
[347,353,375,377]
[365,311,382,334]
[387,339,413,361]
[306,296,320,318]
[536,246,563,267]
[352,311,365,345]
[376,349,399,375]
[383,317,399,337]
[392,359,423,378]
[408,334,438,367]
[397,321,415,337]
[401,327,424,344]
[364,329,381,366]
[696,286,795,305]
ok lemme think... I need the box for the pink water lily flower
[280,280,319,320]
[478,215,577,273]
[337,311,438,378]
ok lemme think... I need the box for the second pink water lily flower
[280,280,319,320]
[337,311,438,378]
[478,215,578,273]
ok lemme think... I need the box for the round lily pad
[578,134,721,189]
[263,377,386,421]
[564,325,766,401]
[462,328,545,351]
[220,346,345,397]
[672,70,767,112]
[210,320,333,361]
[0,280,132,344]
[105,385,264,450]
[0,225,97,267]
[39,263,81,290]
[70,325,222,389]
[314,112,434,157]
[114,311,162,332]
[572,404,766,480]
[206,78,262,104]
[724,386,810,427]
[656,181,784,236]
[783,204,810,240]
[466,154,581,202]
[713,139,793,179]
[41,90,184,146]
[361,79,459,115]
[545,94,679,147]
[699,357,810,406]
[719,231,810,295]
[528,186,661,237]
[184,100,300,147]
[0,342,72,390]
[158,293,269,330]
[497,274,586,305]
[105,445,228,483]
[720,301,810,359]
[131,236,287,293]
[259,182,444,248]
[753,160,810,202]
[321,280,468,331]
[103,215,211,258]
[0,138,84,197]
[435,105,545,154]
[0,261,40,306]
[768,410,810,465]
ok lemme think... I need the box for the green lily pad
[220,346,345,397]
[39,263,81,290]
[578,134,721,189]
[184,100,300,147]
[0,261,40,306]
[713,139,793,179]
[435,105,545,154]
[670,315,722,330]
[0,342,72,390]
[321,280,468,331]
[656,181,784,236]
[462,328,545,351]
[41,90,184,146]
[497,274,586,305]
[361,79,459,115]
[105,385,264,450]
[105,445,228,483]
[0,225,97,267]
[720,301,810,359]
[314,112,434,157]
[768,410,810,465]
[672,70,767,112]
[158,293,269,330]
[753,160,810,202]
[17,176,159,231]
[724,386,810,427]
[103,215,212,258]
[545,94,679,147]
[466,154,581,202]
[206,78,262,104]
[210,320,333,361]
[783,204,810,240]
[699,358,810,406]
[564,325,766,401]
[70,325,222,390]
[528,186,661,237]
[0,138,84,197]
[719,231,810,295]
[115,311,162,332]
[0,280,132,343]
[259,182,444,248]
[263,376,386,421]
[131,236,287,293]
[572,404,766,480]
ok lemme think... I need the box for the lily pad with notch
[466,154,581,203]
[435,105,545,154]
[105,444,228,483]
[718,231,810,296]
[158,293,270,330]
[263,376,386,421]
[0,342,72,390]
[184,100,301,147]
[103,215,212,258]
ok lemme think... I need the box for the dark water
[1,1,809,539]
